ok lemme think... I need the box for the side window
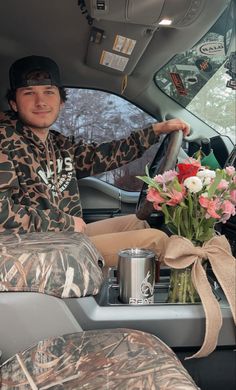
[54,89,157,191]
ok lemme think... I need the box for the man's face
[10,85,63,131]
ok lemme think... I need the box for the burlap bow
[164,234,236,359]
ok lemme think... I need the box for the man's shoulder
[0,111,18,138]
[0,110,18,126]
[0,111,21,148]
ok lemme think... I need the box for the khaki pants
[86,214,168,266]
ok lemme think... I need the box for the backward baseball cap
[9,55,61,89]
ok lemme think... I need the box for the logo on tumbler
[140,270,154,297]
[128,271,154,304]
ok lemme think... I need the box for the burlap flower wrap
[165,234,236,359]
[0,232,104,298]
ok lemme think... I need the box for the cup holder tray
[95,267,222,306]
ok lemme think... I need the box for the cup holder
[95,267,222,306]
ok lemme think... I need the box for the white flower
[197,169,216,178]
[184,176,203,193]
[197,169,216,185]
[197,169,216,179]
[204,177,212,185]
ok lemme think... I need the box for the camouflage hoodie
[0,111,159,234]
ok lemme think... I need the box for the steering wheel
[136,130,183,220]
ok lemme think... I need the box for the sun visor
[85,20,156,75]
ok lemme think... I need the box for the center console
[65,267,235,349]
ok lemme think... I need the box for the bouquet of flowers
[137,158,236,245]
[137,159,236,358]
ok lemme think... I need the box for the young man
[0,55,190,265]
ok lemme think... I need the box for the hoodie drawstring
[45,135,62,200]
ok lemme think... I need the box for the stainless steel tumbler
[118,248,156,304]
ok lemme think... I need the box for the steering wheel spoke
[136,131,183,220]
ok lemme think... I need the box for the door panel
[79,177,139,223]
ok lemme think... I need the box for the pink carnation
[166,189,185,206]
[199,196,221,219]
[154,170,178,190]
[153,202,163,211]
[225,166,235,176]
[230,189,236,204]
[217,179,229,190]
[220,200,236,222]
[147,188,165,204]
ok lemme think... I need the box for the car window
[155,1,235,143]
[54,89,155,191]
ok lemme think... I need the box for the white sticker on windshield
[100,50,129,71]
[113,35,136,55]
[197,41,225,56]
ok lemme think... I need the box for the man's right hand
[72,216,87,233]
[152,118,190,137]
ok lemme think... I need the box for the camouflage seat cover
[0,232,104,298]
[0,328,199,389]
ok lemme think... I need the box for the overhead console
[84,0,206,27]
[82,0,226,79]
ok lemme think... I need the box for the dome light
[159,18,172,26]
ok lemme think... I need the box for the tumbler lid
[118,248,155,259]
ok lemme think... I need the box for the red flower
[177,163,200,183]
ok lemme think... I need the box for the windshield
[155,1,235,143]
